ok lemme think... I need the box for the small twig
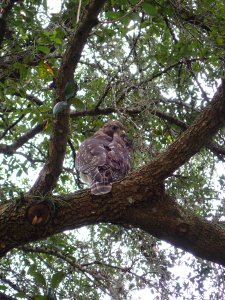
[95,81,112,109]
[68,138,76,169]
[0,113,26,140]
[163,16,178,43]
[15,152,44,165]
[186,62,209,102]
[10,120,47,152]
[76,0,82,24]
[67,138,83,189]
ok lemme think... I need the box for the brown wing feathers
[75,121,131,195]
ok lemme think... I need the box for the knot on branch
[135,182,165,202]
[26,203,51,226]
[176,222,190,236]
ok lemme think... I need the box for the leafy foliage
[0,0,225,299]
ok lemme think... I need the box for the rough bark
[1,186,225,266]
[121,194,225,266]
[0,0,19,47]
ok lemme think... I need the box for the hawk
[75,121,132,195]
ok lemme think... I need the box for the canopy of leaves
[0,0,225,299]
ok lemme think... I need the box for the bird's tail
[90,182,112,195]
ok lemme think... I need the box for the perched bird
[75,121,132,195]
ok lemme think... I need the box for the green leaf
[143,2,158,16]
[16,169,22,177]
[38,64,48,79]
[28,265,46,287]
[38,45,50,54]
[0,285,7,291]
[69,97,85,109]
[34,296,48,300]
[14,292,27,298]
[33,271,46,287]
[216,37,225,45]
[53,101,68,115]
[64,80,77,101]
[105,11,123,20]
[50,271,66,289]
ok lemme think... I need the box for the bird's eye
[112,125,118,131]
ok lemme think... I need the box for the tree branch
[0,273,28,298]
[1,186,225,266]
[0,292,17,300]
[70,106,141,118]
[0,113,26,140]
[0,0,19,47]
[29,0,107,196]
[0,121,47,155]
[153,109,225,157]
[120,193,225,266]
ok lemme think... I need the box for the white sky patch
[47,0,61,13]
[129,64,138,74]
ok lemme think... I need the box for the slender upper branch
[0,121,47,155]
[56,0,107,92]
[29,0,107,196]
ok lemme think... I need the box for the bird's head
[102,120,125,137]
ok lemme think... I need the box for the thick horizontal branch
[1,182,225,266]
[120,193,225,266]
[70,106,141,117]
